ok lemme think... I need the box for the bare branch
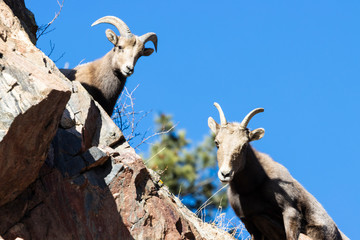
[134,123,178,149]
[144,147,166,165]
[46,39,66,63]
[195,183,228,216]
[112,85,178,149]
[47,40,55,57]
[53,52,65,63]
[37,0,64,40]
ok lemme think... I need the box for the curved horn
[91,16,132,38]
[214,102,227,125]
[240,108,264,128]
[139,32,158,52]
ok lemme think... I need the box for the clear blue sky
[27,1,359,238]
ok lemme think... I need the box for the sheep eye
[214,140,220,148]
[118,46,123,50]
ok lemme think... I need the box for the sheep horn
[240,108,264,128]
[214,102,227,125]
[91,16,132,38]
[139,33,158,52]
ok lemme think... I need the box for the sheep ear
[208,117,220,134]
[249,128,265,141]
[105,29,118,45]
[143,48,154,56]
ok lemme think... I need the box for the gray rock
[60,108,76,129]
[65,81,125,148]
[0,3,71,206]
[0,1,238,239]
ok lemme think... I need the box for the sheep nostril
[126,66,133,72]
[221,172,230,178]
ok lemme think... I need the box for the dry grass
[195,184,250,240]
[210,207,250,239]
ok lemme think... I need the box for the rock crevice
[0,1,235,239]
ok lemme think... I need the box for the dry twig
[112,85,177,149]
[195,183,229,216]
[37,0,64,40]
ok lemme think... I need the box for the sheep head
[92,16,158,77]
[208,103,265,183]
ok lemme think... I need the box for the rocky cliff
[0,1,235,239]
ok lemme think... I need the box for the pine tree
[145,113,228,219]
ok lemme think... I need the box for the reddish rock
[0,1,71,207]
[0,1,236,240]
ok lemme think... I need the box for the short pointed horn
[240,108,264,128]
[139,32,158,52]
[214,102,227,125]
[91,16,132,38]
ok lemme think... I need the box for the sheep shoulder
[60,53,125,114]
[254,150,345,239]
[254,150,318,210]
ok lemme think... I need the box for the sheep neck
[100,50,127,83]
[230,145,268,195]
[87,51,127,115]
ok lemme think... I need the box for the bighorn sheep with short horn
[61,16,157,115]
[208,103,348,240]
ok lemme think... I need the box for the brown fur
[208,110,349,240]
[61,26,156,115]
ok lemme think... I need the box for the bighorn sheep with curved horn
[208,103,348,240]
[61,16,158,115]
